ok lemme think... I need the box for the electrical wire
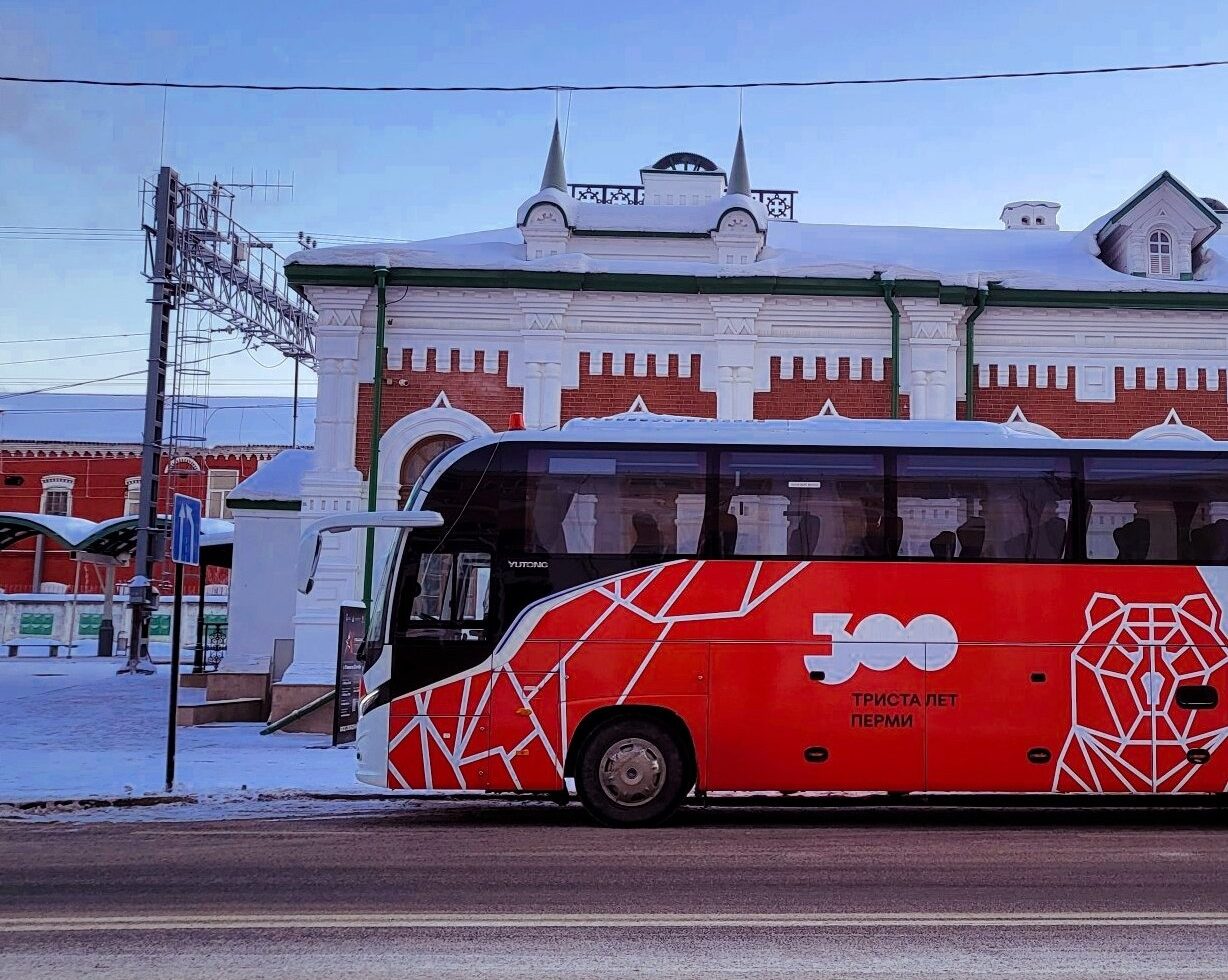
[3,347,146,367]
[2,59,1227,92]
[0,331,146,345]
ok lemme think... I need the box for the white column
[709,297,764,421]
[287,292,369,685]
[900,299,966,421]
[515,291,571,430]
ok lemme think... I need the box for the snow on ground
[0,654,379,805]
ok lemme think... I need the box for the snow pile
[0,656,372,803]
[229,448,313,504]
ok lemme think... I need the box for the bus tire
[575,716,689,828]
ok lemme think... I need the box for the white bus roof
[415,412,1226,499]
[464,412,1226,454]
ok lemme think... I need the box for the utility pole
[121,165,178,675]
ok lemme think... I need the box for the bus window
[1084,456,1228,562]
[400,549,491,639]
[526,449,707,556]
[717,451,886,557]
[896,454,1072,561]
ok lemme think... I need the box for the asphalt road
[3,798,1228,978]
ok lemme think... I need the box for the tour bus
[299,414,1228,826]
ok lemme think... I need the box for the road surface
[2,798,1228,977]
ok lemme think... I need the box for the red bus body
[378,559,1228,796]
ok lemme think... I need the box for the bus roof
[453,411,1226,456]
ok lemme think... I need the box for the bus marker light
[515,707,532,716]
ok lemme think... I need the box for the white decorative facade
[271,127,1228,697]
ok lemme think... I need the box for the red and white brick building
[0,394,309,595]
[278,125,1228,683]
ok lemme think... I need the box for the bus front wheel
[575,717,689,828]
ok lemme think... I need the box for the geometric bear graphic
[1053,592,1228,793]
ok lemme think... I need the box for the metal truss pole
[121,165,178,676]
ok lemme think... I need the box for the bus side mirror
[296,510,445,595]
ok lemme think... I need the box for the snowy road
[3,800,1228,977]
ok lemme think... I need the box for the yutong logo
[507,560,549,570]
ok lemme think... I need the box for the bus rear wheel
[575,717,690,828]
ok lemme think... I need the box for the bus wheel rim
[598,737,665,807]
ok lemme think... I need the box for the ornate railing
[568,183,796,220]
[752,189,796,221]
[569,183,644,206]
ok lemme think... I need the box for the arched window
[1035,215,1045,225]
[398,434,463,508]
[1020,215,1030,225]
[1149,230,1173,276]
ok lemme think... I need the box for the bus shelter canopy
[0,512,234,568]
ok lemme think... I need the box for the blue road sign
[171,494,202,566]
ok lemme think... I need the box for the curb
[0,790,403,814]
[2,794,197,812]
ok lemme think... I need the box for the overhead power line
[0,331,146,345]
[2,59,1227,93]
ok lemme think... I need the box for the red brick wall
[755,357,896,420]
[0,450,256,594]
[356,350,520,476]
[561,354,713,421]
[966,366,1228,439]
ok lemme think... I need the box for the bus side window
[896,454,1072,561]
[1085,456,1228,562]
[526,449,707,556]
[717,451,886,557]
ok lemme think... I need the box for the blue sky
[2,0,1227,398]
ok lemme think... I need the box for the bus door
[386,541,493,791]
[486,641,564,792]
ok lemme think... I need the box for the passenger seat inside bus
[1113,518,1151,561]
[1189,519,1228,562]
[629,512,664,556]
[955,517,985,559]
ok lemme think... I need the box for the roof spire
[540,119,567,193]
[727,125,751,197]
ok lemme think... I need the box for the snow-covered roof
[0,394,316,448]
[288,219,1228,293]
[228,448,312,504]
[0,512,233,557]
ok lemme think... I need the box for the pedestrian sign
[171,494,202,566]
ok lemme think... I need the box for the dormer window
[1020,216,1030,225]
[1148,230,1173,276]
[1035,216,1045,226]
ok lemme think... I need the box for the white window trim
[1148,228,1175,278]
[206,468,240,519]
[40,474,75,517]
[124,476,142,516]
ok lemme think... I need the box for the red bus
[304,416,1228,826]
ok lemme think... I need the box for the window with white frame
[40,475,75,517]
[124,476,142,516]
[206,469,239,519]
[1148,230,1174,277]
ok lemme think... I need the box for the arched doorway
[399,434,462,508]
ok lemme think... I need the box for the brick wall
[968,366,1228,439]
[0,449,255,594]
[561,354,713,421]
[355,350,520,476]
[755,357,896,420]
